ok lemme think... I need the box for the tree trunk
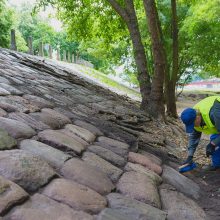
[165,0,178,118]
[107,0,151,109]
[143,0,166,118]
[124,0,152,108]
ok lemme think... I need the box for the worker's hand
[206,142,216,157]
[181,155,193,165]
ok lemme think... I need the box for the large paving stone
[64,124,96,143]
[0,128,17,150]
[160,184,206,220]
[96,136,129,157]
[0,175,29,215]
[125,162,162,185]
[0,150,56,192]
[38,129,86,155]
[30,108,71,129]
[162,165,200,199]
[59,129,89,146]
[88,145,126,167]
[117,171,161,208]
[74,120,103,136]
[42,178,107,214]
[19,140,71,169]
[23,95,54,109]
[107,193,167,220]
[138,150,162,166]
[96,208,138,220]
[0,96,39,113]
[82,152,123,182]
[7,96,40,112]
[0,83,23,95]
[61,158,115,195]
[0,108,7,117]
[128,152,162,175]
[0,87,10,95]
[8,112,50,131]
[4,193,94,220]
[0,76,10,84]
[0,117,36,139]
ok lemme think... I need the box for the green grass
[74,64,141,100]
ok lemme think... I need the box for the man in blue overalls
[181,96,220,171]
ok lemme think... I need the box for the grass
[74,64,141,100]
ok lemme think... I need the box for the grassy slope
[73,64,141,101]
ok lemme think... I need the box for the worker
[180,96,220,171]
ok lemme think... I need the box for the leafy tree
[181,0,220,76]
[0,0,13,48]
[36,0,168,119]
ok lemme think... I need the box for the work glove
[181,155,193,165]
[206,142,216,157]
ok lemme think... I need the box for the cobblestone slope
[0,48,209,220]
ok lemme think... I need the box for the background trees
[0,0,13,48]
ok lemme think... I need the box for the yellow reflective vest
[193,96,220,135]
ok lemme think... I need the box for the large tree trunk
[165,0,178,118]
[143,0,166,118]
[107,0,151,109]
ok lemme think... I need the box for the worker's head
[181,108,198,133]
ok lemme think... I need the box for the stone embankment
[0,49,206,220]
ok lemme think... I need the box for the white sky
[8,0,63,31]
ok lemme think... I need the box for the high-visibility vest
[193,96,220,134]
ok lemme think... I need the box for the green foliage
[0,0,13,48]
[181,0,220,76]
[15,30,29,52]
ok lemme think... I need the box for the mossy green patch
[0,128,17,150]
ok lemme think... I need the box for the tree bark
[165,0,178,118]
[143,0,166,118]
[107,0,151,109]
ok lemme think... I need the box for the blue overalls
[210,134,220,167]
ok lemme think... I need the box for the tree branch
[106,0,128,21]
